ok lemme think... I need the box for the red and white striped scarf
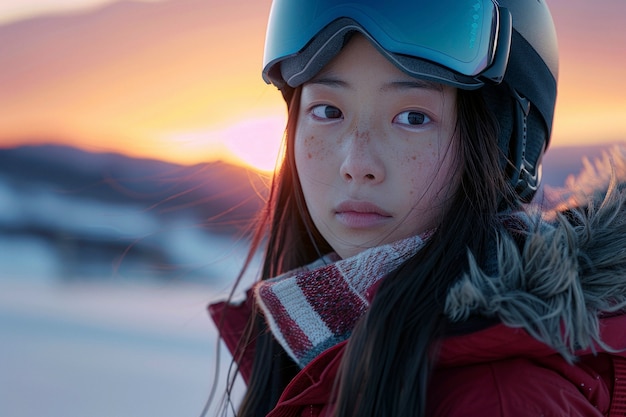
[254,234,431,368]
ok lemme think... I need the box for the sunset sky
[1,0,625,171]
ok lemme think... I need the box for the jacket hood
[445,145,626,360]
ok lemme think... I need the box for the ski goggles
[262,0,511,89]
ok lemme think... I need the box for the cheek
[404,143,436,184]
[302,135,321,160]
[295,131,334,172]
[405,143,458,201]
[295,133,333,227]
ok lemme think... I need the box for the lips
[334,201,392,228]
[335,201,391,216]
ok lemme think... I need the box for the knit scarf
[254,233,431,368]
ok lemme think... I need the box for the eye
[311,105,343,120]
[394,111,431,127]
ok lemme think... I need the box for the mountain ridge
[0,143,268,233]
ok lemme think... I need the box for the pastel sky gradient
[1,0,625,171]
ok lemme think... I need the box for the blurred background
[0,0,625,416]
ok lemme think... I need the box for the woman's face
[295,35,460,259]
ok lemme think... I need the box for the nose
[339,128,385,184]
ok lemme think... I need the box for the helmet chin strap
[509,87,543,203]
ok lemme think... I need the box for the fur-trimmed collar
[445,145,626,360]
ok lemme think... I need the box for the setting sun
[161,115,286,172]
[220,116,286,172]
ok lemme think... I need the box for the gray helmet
[262,0,558,201]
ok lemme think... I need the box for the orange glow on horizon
[0,111,288,172]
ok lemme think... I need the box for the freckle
[411,156,417,161]
[307,153,313,159]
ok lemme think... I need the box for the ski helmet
[262,0,558,202]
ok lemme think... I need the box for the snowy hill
[0,145,266,283]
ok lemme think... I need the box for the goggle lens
[264,0,502,79]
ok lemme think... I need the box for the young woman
[210,0,626,415]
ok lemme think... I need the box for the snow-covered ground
[0,280,245,417]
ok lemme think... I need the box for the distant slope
[0,144,269,281]
[0,144,267,234]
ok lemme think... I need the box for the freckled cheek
[296,132,332,162]
[303,135,317,159]
[403,139,436,165]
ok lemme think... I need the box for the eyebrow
[380,80,443,92]
[307,76,350,88]
[306,76,442,92]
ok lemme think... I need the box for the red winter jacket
[210,297,626,417]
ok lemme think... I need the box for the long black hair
[231,85,515,416]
